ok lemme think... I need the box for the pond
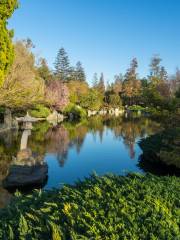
[0,114,177,207]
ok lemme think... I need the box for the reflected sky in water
[45,127,143,189]
[0,115,162,194]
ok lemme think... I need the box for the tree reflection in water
[0,129,20,207]
[0,115,161,177]
[0,114,163,206]
[45,126,69,167]
[43,116,158,164]
[37,115,160,165]
[0,129,20,181]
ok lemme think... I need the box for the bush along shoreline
[0,173,179,239]
[139,127,180,169]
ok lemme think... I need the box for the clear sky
[9,0,180,84]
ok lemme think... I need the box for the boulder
[2,163,48,188]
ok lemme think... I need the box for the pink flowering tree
[45,80,69,111]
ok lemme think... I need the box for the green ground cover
[0,173,179,240]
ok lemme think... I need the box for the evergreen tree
[114,73,124,83]
[54,47,70,82]
[75,61,86,82]
[106,80,112,92]
[92,73,98,88]
[143,56,171,106]
[97,73,105,94]
[113,74,123,94]
[149,55,163,85]
[122,58,141,105]
[37,58,52,84]
[175,68,180,92]
[68,66,76,81]
[0,0,18,86]
[159,66,168,82]
[149,55,162,78]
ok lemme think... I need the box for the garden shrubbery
[64,103,87,120]
[29,104,51,118]
[139,127,180,169]
[128,105,146,111]
[0,173,179,239]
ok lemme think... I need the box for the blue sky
[9,0,180,84]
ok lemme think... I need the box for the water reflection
[0,129,19,182]
[0,114,176,206]
[0,116,163,178]
[2,127,48,190]
[45,126,70,167]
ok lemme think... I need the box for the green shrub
[0,174,179,239]
[29,104,51,118]
[0,0,18,86]
[80,89,103,111]
[0,107,5,114]
[64,103,87,120]
[139,127,180,168]
[128,105,146,111]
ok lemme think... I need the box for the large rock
[2,163,48,188]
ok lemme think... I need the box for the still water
[0,115,163,194]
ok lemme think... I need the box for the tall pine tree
[92,73,98,88]
[149,55,164,85]
[97,73,105,94]
[150,55,161,77]
[75,61,86,82]
[54,47,70,82]
[37,58,52,83]
[122,58,141,105]
[159,66,168,82]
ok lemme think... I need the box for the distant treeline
[0,1,179,117]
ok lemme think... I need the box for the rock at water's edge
[2,163,48,188]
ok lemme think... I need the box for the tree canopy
[0,40,44,109]
[0,0,18,86]
[122,58,141,105]
[54,48,70,82]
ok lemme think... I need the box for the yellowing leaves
[62,203,72,215]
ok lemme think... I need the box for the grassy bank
[0,173,179,239]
